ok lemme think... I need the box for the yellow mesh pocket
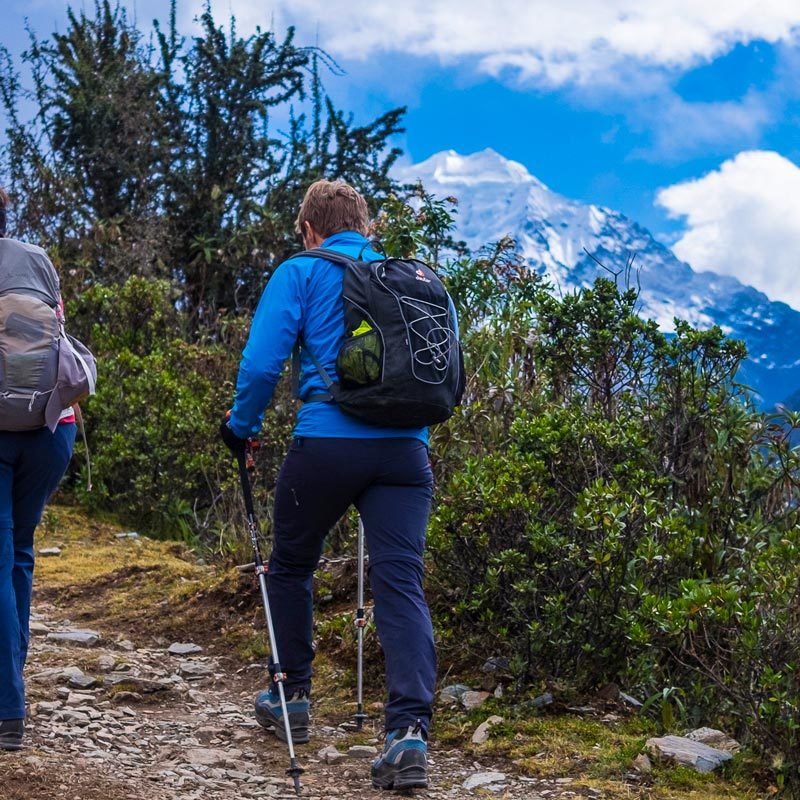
[337,330,382,387]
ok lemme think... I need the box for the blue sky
[4,0,800,307]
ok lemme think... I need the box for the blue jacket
[229,231,428,443]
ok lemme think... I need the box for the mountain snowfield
[395,149,800,408]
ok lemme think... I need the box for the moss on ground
[436,704,766,799]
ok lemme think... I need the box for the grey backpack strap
[289,248,360,404]
[292,338,335,403]
[292,247,359,269]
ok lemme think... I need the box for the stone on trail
[347,745,378,759]
[438,684,471,705]
[686,727,741,753]
[646,735,733,773]
[95,654,117,673]
[179,660,213,679]
[633,753,653,773]
[471,715,504,745]
[318,745,347,764]
[184,747,231,767]
[463,772,507,790]
[104,674,172,693]
[29,621,51,636]
[31,701,61,716]
[68,673,98,690]
[111,691,143,704]
[168,642,203,656]
[38,547,62,557]
[52,709,91,726]
[65,692,96,707]
[461,690,491,710]
[47,630,100,647]
[30,665,85,684]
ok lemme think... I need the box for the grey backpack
[0,239,97,432]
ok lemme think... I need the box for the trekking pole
[354,516,368,730]
[236,443,304,795]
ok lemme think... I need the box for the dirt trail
[0,542,573,800]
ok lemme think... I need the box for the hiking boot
[254,689,310,743]
[371,721,428,790]
[0,719,23,752]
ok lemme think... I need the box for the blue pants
[0,424,75,719]
[266,437,436,733]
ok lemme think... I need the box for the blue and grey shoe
[0,719,24,752]
[371,721,428,790]
[254,689,310,744]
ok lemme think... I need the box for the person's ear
[303,221,319,247]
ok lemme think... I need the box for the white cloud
[631,89,775,161]
[185,0,800,87]
[657,151,800,309]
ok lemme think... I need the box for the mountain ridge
[395,149,800,407]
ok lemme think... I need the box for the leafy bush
[420,231,800,790]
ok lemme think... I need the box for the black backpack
[293,247,464,427]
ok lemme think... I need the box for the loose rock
[95,654,117,673]
[463,772,507,790]
[38,547,62,557]
[633,753,652,773]
[68,673,98,690]
[472,715,504,745]
[461,690,491,710]
[438,684,471,705]
[168,642,203,656]
[29,621,51,636]
[646,735,733,773]
[184,747,231,767]
[47,630,100,647]
[686,727,741,753]
[347,745,378,759]
[179,660,213,679]
[318,745,348,764]
[30,666,85,684]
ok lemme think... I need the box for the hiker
[0,188,88,752]
[220,179,462,790]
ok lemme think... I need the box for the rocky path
[0,602,580,800]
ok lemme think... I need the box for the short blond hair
[295,180,369,239]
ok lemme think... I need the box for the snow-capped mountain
[395,149,800,408]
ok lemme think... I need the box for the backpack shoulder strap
[291,338,335,403]
[291,248,360,268]
[288,247,368,402]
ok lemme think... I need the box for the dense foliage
[0,0,403,312]
[4,3,800,794]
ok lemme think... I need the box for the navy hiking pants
[0,424,75,720]
[266,437,436,733]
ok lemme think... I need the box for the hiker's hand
[219,414,247,455]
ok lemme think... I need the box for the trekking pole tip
[354,710,368,730]
[288,762,304,795]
